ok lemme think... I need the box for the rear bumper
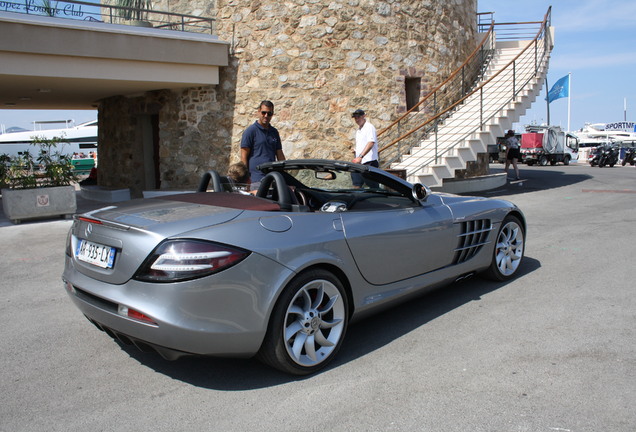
[62,252,295,358]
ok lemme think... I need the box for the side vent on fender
[453,219,493,264]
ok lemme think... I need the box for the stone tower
[100,0,478,194]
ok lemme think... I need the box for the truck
[520,125,579,166]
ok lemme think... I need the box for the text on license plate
[76,239,116,268]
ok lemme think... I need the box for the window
[405,77,421,111]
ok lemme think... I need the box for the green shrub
[0,136,77,190]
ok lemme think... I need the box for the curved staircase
[379,8,554,188]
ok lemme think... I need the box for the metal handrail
[379,7,552,175]
[377,24,496,167]
[1,0,215,34]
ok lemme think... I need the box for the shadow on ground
[115,256,541,390]
[475,165,593,197]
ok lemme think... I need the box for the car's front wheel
[483,215,525,281]
[258,269,349,375]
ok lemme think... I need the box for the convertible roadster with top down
[63,159,526,375]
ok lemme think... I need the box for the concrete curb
[431,173,507,194]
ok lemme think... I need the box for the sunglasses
[261,111,274,116]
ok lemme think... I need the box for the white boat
[574,122,636,147]
[0,120,97,158]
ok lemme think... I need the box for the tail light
[134,239,249,282]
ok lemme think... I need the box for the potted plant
[1,136,78,224]
[116,0,154,27]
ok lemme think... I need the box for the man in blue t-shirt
[240,100,286,189]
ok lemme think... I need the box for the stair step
[384,34,551,189]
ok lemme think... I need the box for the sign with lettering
[600,122,636,132]
[0,0,92,20]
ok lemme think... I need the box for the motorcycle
[598,145,619,168]
[622,147,636,166]
[589,146,602,166]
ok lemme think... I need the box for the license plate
[76,239,116,269]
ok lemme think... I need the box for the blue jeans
[351,160,380,188]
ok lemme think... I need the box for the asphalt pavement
[1,162,634,432]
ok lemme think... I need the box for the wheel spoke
[505,255,513,272]
[310,283,324,310]
[291,332,308,360]
[288,305,304,316]
[319,318,342,329]
[319,294,339,314]
[304,335,317,361]
[285,320,303,342]
[314,329,334,347]
[301,288,312,309]
[498,257,507,273]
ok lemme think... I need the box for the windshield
[285,167,401,194]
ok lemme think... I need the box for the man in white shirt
[351,109,379,188]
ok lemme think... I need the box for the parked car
[63,159,526,375]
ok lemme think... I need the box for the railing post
[433,92,438,163]
[534,39,538,76]
[479,87,483,129]
[434,119,439,164]
[461,65,465,97]
[512,60,516,98]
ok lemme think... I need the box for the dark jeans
[351,160,380,188]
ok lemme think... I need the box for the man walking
[351,109,379,188]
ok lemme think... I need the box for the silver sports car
[63,159,525,375]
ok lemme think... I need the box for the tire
[622,159,627,166]
[539,156,548,166]
[258,269,349,375]
[483,215,525,281]
[563,156,570,166]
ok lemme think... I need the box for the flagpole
[545,78,551,125]
[567,72,571,132]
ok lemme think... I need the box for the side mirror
[412,183,430,201]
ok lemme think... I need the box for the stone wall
[100,0,478,193]
[158,0,477,155]
[99,85,234,197]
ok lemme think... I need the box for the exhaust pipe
[454,272,475,283]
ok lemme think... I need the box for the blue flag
[546,75,569,103]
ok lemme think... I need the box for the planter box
[1,186,77,224]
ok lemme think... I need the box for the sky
[1,0,635,133]
[479,0,636,132]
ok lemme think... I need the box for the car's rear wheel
[258,269,348,375]
[483,215,525,281]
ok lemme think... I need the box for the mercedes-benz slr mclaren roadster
[63,160,526,375]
